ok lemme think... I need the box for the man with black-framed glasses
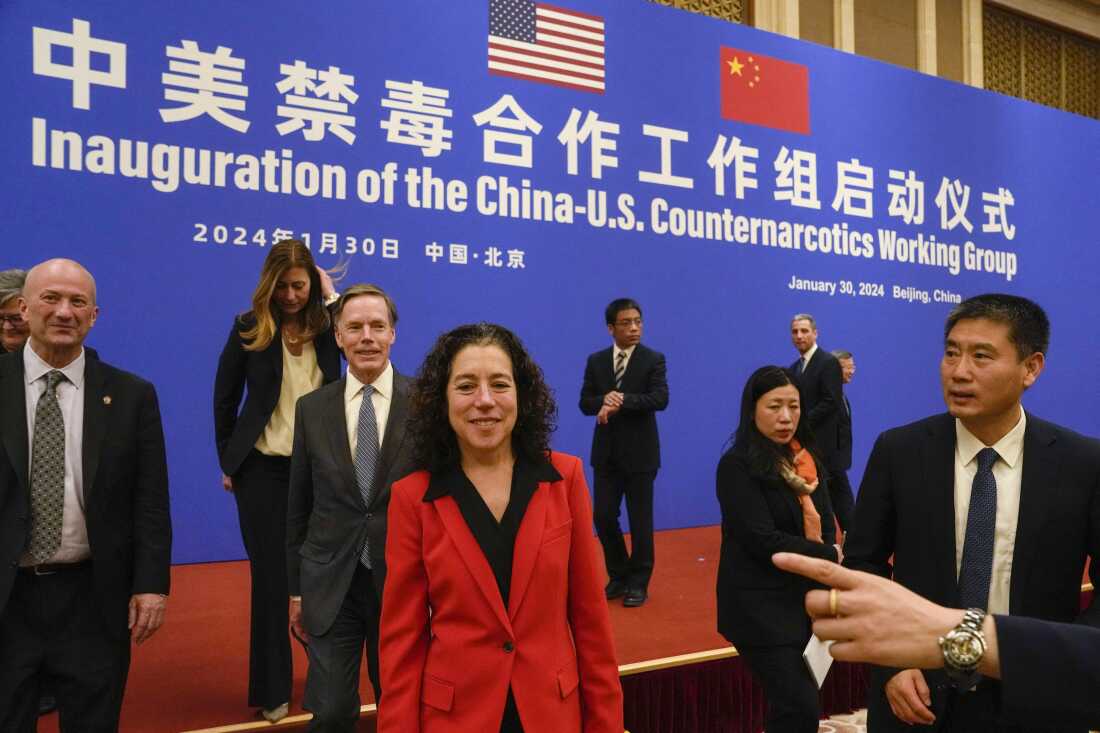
[580,297,669,608]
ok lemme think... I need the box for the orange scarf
[782,439,822,543]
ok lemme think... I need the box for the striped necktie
[355,384,380,568]
[614,350,626,389]
[29,370,66,563]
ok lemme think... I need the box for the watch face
[947,632,983,667]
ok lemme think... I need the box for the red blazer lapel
[433,496,513,633]
[508,483,548,619]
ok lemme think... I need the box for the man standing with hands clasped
[580,298,669,608]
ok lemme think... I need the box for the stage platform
[36,525,872,733]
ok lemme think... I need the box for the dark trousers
[938,680,1040,733]
[738,644,821,733]
[304,563,381,733]
[233,450,293,709]
[593,467,657,589]
[0,563,130,732]
[828,468,855,533]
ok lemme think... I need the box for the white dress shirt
[953,413,1026,615]
[21,345,90,565]
[798,343,818,372]
[345,361,393,456]
[612,344,636,380]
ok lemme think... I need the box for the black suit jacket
[286,369,416,636]
[579,344,668,472]
[845,412,1100,733]
[791,348,845,471]
[995,615,1100,728]
[213,313,341,476]
[715,450,838,648]
[837,395,852,470]
[0,348,172,639]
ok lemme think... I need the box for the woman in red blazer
[379,323,623,733]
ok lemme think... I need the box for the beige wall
[800,0,835,47]
[937,0,965,82]
[854,0,918,69]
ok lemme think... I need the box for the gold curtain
[649,0,745,24]
[984,4,1099,119]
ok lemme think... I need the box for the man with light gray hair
[0,269,28,354]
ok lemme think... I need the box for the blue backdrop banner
[2,1,1096,563]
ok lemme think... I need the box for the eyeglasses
[0,314,25,328]
[614,318,642,328]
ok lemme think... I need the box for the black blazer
[0,349,172,639]
[213,313,341,476]
[579,343,668,472]
[715,450,838,648]
[845,412,1100,733]
[837,394,852,470]
[791,348,845,471]
[995,615,1100,728]
[286,370,416,635]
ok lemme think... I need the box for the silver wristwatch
[938,607,987,690]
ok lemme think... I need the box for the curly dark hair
[409,323,558,472]
[726,365,820,479]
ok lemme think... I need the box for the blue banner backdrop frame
[1,1,1097,563]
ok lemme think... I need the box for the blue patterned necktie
[355,384,380,568]
[958,447,999,610]
[29,370,66,563]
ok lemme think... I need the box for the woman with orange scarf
[716,365,843,733]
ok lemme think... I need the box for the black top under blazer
[213,312,341,476]
[791,348,846,471]
[579,343,668,472]
[716,450,838,649]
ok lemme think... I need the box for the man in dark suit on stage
[287,284,415,732]
[580,297,669,608]
[789,313,853,532]
[844,293,1100,733]
[0,258,172,730]
[830,348,857,536]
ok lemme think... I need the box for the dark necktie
[355,385,380,568]
[796,357,806,376]
[29,370,66,563]
[958,447,999,610]
[614,351,626,389]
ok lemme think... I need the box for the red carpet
[40,526,731,732]
[37,525,1085,732]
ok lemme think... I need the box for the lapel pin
[103,396,112,405]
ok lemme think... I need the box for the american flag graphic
[488,0,605,94]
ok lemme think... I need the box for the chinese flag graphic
[720,47,810,134]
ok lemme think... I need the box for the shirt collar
[613,344,637,361]
[23,344,86,390]
[422,454,563,502]
[345,360,393,404]
[955,411,1026,469]
[801,343,818,364]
